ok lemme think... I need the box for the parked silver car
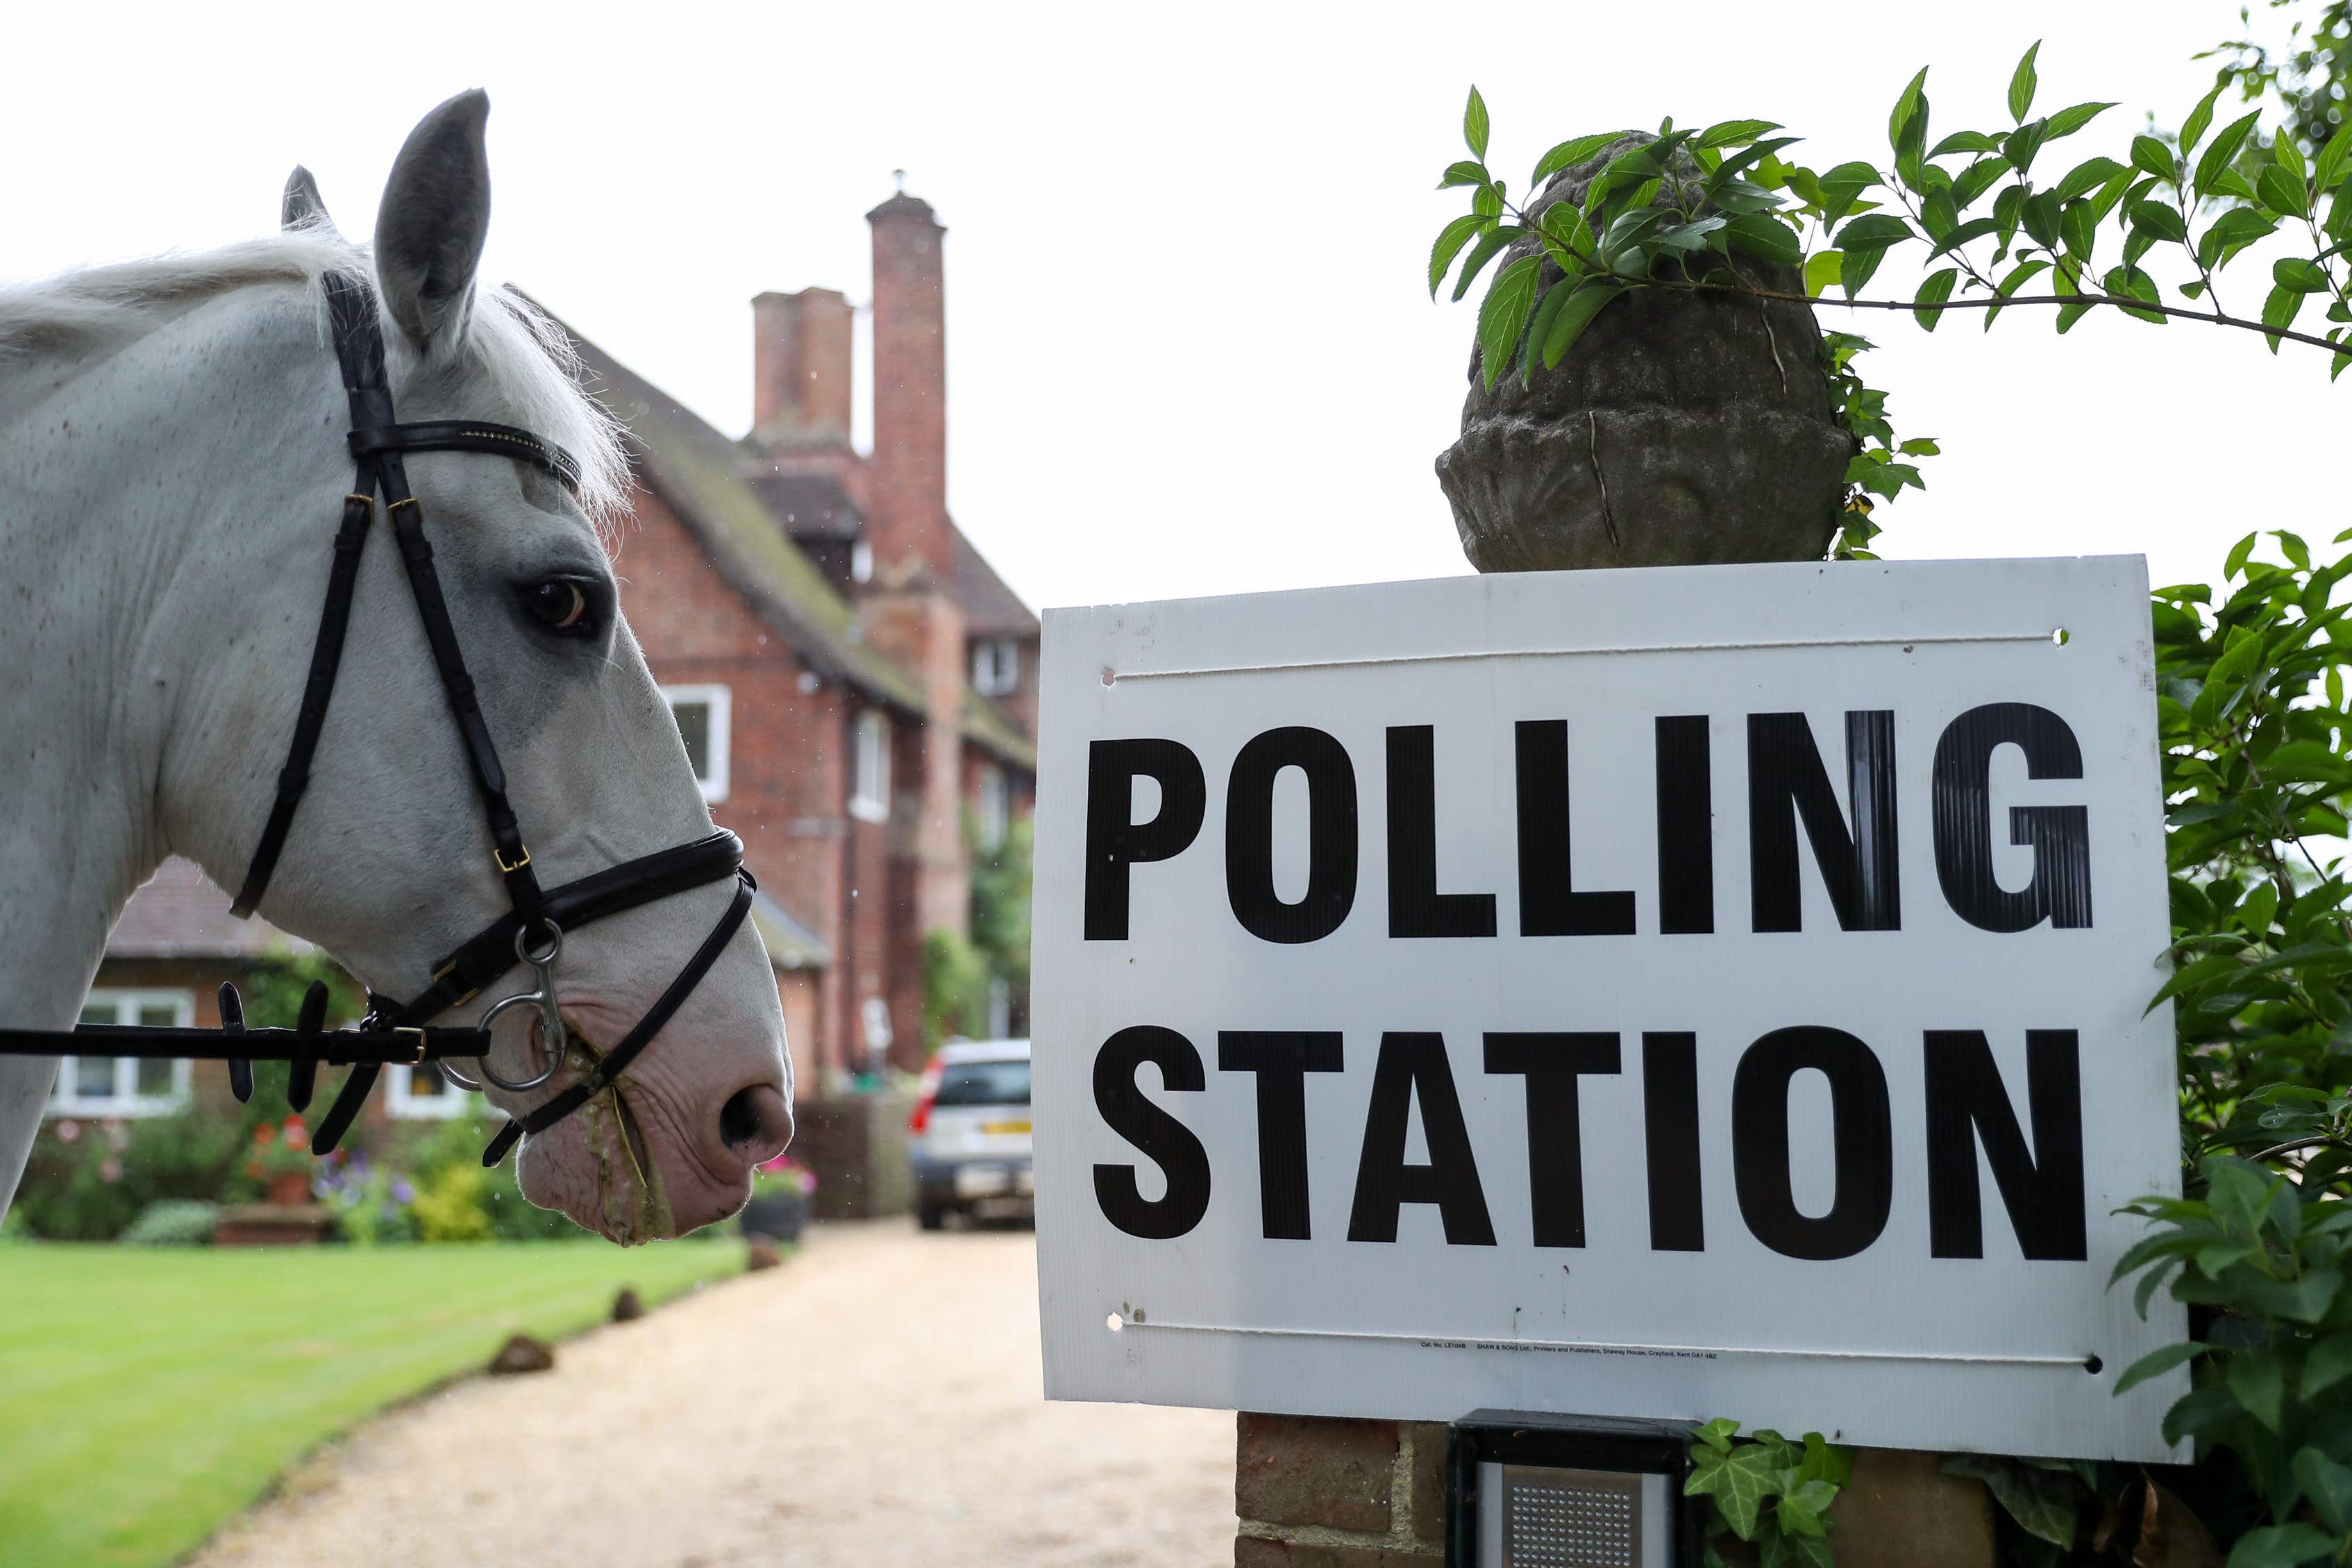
[907,1039,1033,1230]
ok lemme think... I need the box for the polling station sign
[1030,557,2187,1462]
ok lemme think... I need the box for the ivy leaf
[1450,226,1524,303]
[2007,40,2040,124]
[1476,255,1540,388]
[1944,1456,2079,1549]
[1804,250,1842,297]
[1776,1478,1840,1537]
[1542,282,1624,368]
[2303,1329,2352,1397]
[1428,214,1490,297]
[1531,132,1629,187]
[1686,1444,1781,1540]
[1463,86,1490,161]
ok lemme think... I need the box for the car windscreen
[934,1059,1032,1108]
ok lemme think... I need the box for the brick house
[61,185,1035,1133]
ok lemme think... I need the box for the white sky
[2,0,2336,613]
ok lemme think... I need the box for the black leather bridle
[0,271,753,1168]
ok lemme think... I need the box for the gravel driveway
[187,1222,1235,1568]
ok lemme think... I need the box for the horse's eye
[518,578,595,637]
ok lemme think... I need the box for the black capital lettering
[1931,703,2094,931]
[1655,717,1715,935]
[1747,711,1901,932]
[1218,1031,1345,1240]
[1643,1031,1705,1251]
[1731,1026,1894,1260]
[1092,1026,1211,1240]
[1514,720,1635,936]
[1084,739,1206,941]
[1227,727,1359,944]
[1484,1033,1620,1247]
[1388,726,1498,937]
[1924,1030,2087,1261]
[1347,1033,1496,1245]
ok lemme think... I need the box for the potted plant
[245,1115,315,1206]
[739,1153,816,1243]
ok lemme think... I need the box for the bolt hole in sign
[1030,557,2187,1462]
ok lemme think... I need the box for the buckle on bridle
[393,1027,427,1066]
[495,843,532,874]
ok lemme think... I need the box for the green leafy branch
[1432,49,2352,557]
[1686,1421,1854,1568]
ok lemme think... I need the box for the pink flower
[54,1120,79,1143]
[98,1158,121,1183]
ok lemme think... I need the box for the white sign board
[1032,557,2187,1462]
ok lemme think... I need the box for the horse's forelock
[0,231,630,539]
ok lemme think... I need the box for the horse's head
[167,93,791,1242]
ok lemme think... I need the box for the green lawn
[0,1238,748,1568]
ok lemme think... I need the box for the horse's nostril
[719,1081,792,1163]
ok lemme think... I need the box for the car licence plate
[982,1119,1032,1136]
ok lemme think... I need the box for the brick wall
[1235,1415,1445,1565]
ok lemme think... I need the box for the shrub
[15,1111,240,1241]
[118,1199,219,1246]
[410,1164,494,1242]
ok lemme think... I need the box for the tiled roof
[955,530,1040,639]
[108,859,306,960]
[751,471,863,541]
[540,301,1034,773]
[750,889,831,972]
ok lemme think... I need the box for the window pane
[136,1004,178,1028]
[935,1060,1032,1107]
[79,1002,115,1026]
[135,1057,176,1097]
[408,1064,448,1098]
[74,1056,115,1098]
[672,701,711,781]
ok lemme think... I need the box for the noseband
[0,271,752,1168]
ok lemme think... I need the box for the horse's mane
[0,226,629,528]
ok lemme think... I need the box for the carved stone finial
[1436,134,1855,573]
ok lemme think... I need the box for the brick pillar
[1235,1415,1446,1565]
[866,189,954,581]
[751,287,854,452]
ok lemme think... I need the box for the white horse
[0,91,792,1243]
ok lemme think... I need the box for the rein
[0,270,752,1167]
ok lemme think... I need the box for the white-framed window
[851,539,874,585]
[49,990,194,1116]
[385,1062,468,1119]
[850,710,891,823]
[972,638,1020,698]
[662,684,732,804]
[975,764,1010,851]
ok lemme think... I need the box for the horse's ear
[373,89,492,353]
[282,166,333,233]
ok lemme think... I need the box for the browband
[348,421,580,493]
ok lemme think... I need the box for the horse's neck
[0,284,343,1213]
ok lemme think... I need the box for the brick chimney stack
[866,189,952,582]
[752,287,855,451]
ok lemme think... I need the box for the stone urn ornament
[1436,133,1855,574]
